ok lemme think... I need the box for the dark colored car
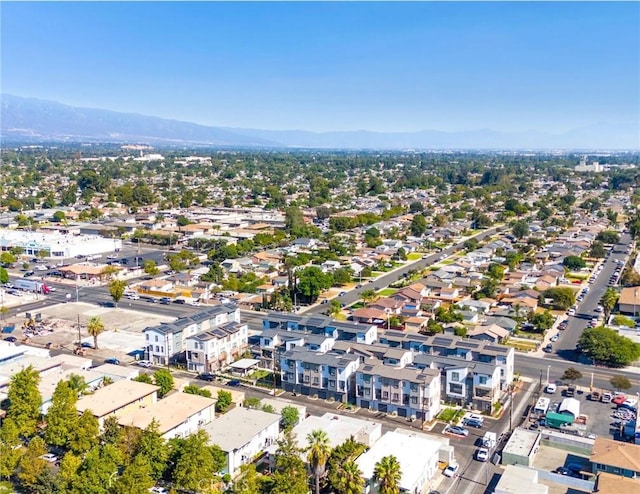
[160,297,171,305]
[197,373,216,382]
[4,336,18,343]
[555,466,570,475]
[227,380,241,387]
[104,358,120,365]
[543,344,553,353]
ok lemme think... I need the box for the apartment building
[280,347,360,402]
[143,304,241,365]
[262,313,377,345]
[378,330,514,394]
[185,321,248,373]
[355,360,441,422]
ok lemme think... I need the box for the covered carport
[229,358,260,376]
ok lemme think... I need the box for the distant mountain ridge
[2,94,638,150]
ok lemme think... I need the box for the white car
[443,462,459,477]
[545,383,557,394]
[40,453,58,463]
[567,309,576,316]
[550,334,559,342]
[476,448,489,462]
[136,360,152,368]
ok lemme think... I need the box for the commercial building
[0,228,121,259]
[494,465,548,494]
[501,428,541,467]
[291,413,382,450]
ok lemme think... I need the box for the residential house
[467,324,510,343]
[118,391,215,439]
[201,407,280,475]
[76,379,159,428]
[618,287,640,315]
[590,437,640,478]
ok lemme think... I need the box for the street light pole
[546,365,551,385]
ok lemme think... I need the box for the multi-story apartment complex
[185,321,248,373]
[355,360,441,422]
[266,314,514,412]
[262,313,378,345]
[280,347,360,402]
[143,304,241,365]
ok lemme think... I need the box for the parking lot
[5,302,173,358]
[529,382,635,441]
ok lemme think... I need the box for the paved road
[304,225,509,316]
[550,233,634,360]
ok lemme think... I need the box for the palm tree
[307,429,331,494]
[373,455,402,494]
[67,373,89,396]
[86,316,105,350]
[600,287,619,321]
[335,460,364,494]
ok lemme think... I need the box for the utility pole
[77,314,81,347]
[509,384,513,432]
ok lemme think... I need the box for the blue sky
[2,2,639,133]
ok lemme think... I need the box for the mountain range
[2,94,638,150]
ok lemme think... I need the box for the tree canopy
[578,326,640,367]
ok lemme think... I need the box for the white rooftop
[356,430,441,492]
[201,407,279,453]
[229,358,260,370]
[292,413,382,450]
[494,465,548,494]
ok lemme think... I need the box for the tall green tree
[271,431,309,494]
[297,266,333,302]
[600,287,619,320]
[410,214,427,236]
[87,316,105,350]
[335,460,364,494]
[113,454,154,494]
[44,380,79,447]
[67,373,89,396]
[153,369,174,399]
[108,279,127,307]
[373,455,402,494]
[69,410,99,454]
[135,420,169,480]
[7,365,42,438]
[170,430,219,492]
[578,326,640,367]
[56,452,83,493]
[216,390,233,413]
[0,418,23,480]
[280,405,300,431]
[75,443,123,494]
[17,437,48,492]
[307,429,331,494]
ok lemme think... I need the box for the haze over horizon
[2,2,639,138]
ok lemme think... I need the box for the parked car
[555,466,571,475]
[612,394,627,405]
[446,425,469,437]
[159,297,172,305]
[543,343,553,353]
[4,336,18,343]
[40,453,59,463]
[227,380,241,387]
[136,360,152,368]
[24,271,35,277]
[197,373,216,382]
[443,462,459,477]
[104,358,120,365]
[545,383,557,394]
[463,418,483,428]
[550,334,559,342]
[476,448,489,462]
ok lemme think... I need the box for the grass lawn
[504,340,538,352]
[407,253,423,260]
[441,259,455,265]
[378,288,398,296]
[251,369,272,380]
